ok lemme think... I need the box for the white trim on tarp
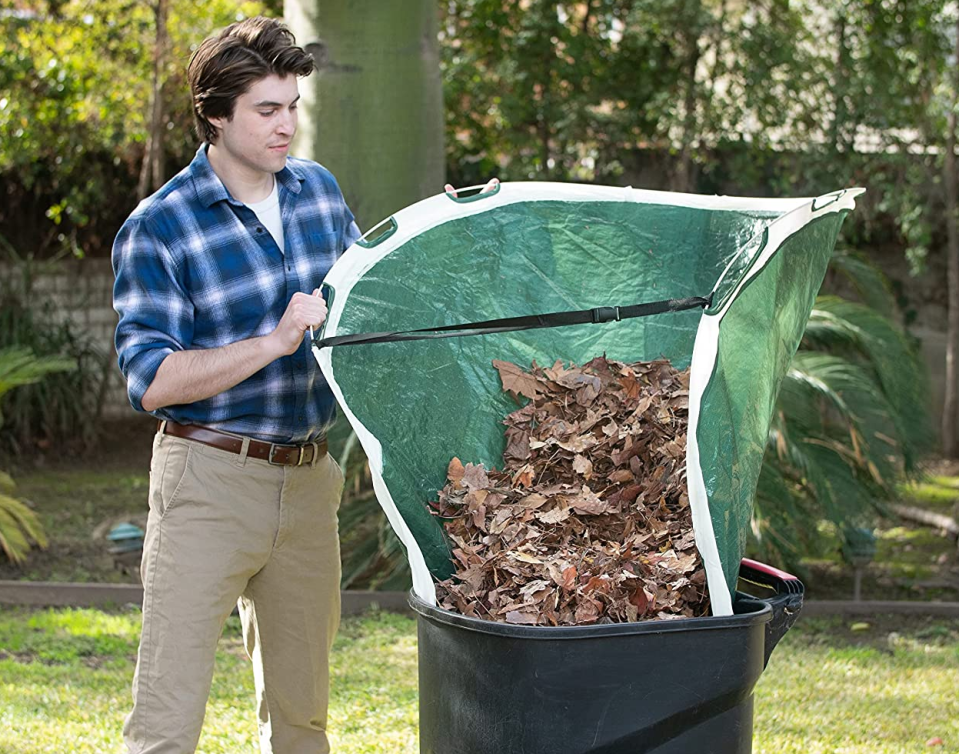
[313,341,437,603]
[685,188,865,616]
[317,182,863,609]
[322,182,813,314]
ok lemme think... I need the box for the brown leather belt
[158,421,328,467]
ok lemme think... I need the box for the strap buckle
[591,306,621,324]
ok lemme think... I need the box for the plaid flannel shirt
[113,145,361,443]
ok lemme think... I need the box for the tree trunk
[285,0,445,230]
[830,11,848,154]
[943,16,959,458]
[673,28,701,193]
[138,0,168,201]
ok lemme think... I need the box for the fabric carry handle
[313,294,713,349]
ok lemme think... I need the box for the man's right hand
[270,289,328,356]
[142,289,327,412]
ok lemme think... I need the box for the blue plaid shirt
[113,145,361,443]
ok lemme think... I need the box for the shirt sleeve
[342,214,362,251]
[112,216,195,414]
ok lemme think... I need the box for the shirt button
[298,414,306,422]
[256,227,264,233]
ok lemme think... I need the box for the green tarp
[314,183,861,615]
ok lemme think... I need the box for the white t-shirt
[246,178,285,253]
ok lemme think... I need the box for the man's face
[209,74,299,176]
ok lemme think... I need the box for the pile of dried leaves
[431,356,710,626]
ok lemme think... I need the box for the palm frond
[0,347,76,397]
[781,351,900,484]
[0,493,47,564]
[803,296,933,468]
[828,249,899,314]
[752,455,815,567]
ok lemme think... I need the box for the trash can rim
[408,591,772,640]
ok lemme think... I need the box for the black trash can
[411,559,803,754]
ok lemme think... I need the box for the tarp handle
[444,181,502,203]
[356,216,398,248]
[310,284,337,344]
[812,189,847,212]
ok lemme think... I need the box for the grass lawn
[1,607,957,753]
[0,607,418,754]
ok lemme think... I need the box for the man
[113,17,358,754]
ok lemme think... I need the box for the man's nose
[277,110,295,136]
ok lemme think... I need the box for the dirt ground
[0,416,156,584]
[23,414,157,473]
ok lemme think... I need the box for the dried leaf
[462,463,490,491]
[433,357,708,627]
[504,427,531,461]
[505,610,540,625]
[572,454,593,479]
[447,457,465,488]
[493,359,543,400]
[513,552,544,565]
[536,505,571,525]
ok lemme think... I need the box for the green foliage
[441,0,853,186]
[0,0,266,255]
[0,347,75,418]
[441,0,957,279]
[0,489,48,564]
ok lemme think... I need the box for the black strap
[313,294,712,349]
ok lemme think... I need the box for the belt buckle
[268,443,307,466]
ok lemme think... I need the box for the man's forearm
[141,334,283,413]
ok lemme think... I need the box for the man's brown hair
[188,16,314,144]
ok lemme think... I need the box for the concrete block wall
[3,258,134,419]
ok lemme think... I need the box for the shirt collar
[191,144,304,209]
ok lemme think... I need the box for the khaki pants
[123,432,344,754]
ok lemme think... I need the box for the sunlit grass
[0,607,418,754]
[898,478,959,510]
[755,616,959,753]
[2,608,957,753]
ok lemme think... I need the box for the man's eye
[290,104,298,112]
[260,110,275,117]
